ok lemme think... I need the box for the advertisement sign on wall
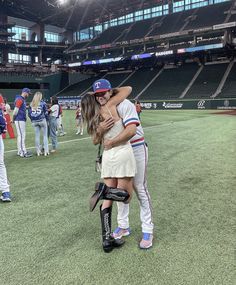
[140,99,236,110]
[58,96,81,109]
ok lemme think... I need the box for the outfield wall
[0,72,69,103]
[139,99,236,110]
[57,97,236,110]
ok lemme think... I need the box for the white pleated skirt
[101,143,136,178]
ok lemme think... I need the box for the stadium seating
[121,68,161,99]
[185,63,228,98]
[148,10,194,37]
[0,72,66,102]
[104,72,132,88]
[218,62,236,98]
[67,41,89,51]
[78,2,232,49]
[228,13,236,22]
[58,75,103,97]
[82,62,234,100]
[184,2,231,30]
[118,17,158,41]
[86,3,230,49]
[89,23,131,46]
[138,63,199,100]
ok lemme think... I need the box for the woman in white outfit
[81,80,136,253]
[75,103,83,135]
[48,96,59,153]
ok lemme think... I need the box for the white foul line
[4,124,162,154]
[5,136,91,154]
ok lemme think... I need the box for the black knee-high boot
[100,205,125,253]
[90,182,130,212]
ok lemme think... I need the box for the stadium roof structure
[1,0,167,31]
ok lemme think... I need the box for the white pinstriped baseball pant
[116,143,154,234]
[0,135,10,193]
[15,120,26,155]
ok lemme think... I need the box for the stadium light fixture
[57,0,69,6]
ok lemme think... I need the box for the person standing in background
[1,96,15,139]
[75,102,83,135]
[57,104,66,136]
[13,88,32,158]
[28,92,49,156]
[134,100,142,120]
[48,96,59,153]
[0,104,11,202]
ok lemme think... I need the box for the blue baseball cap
[22,88,32,94]
[93,79,112,94]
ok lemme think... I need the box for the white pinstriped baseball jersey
[117,99,145,147]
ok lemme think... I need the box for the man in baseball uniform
[0,105,11,202]
[13,88,32,158]
[96,80,154,249]
[0,95,15,139]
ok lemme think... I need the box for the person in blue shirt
[0,106,11,202]
[28,92,49,156]
[13,87,32,158]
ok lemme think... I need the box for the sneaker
[20,151,33,158]
[139,233,153,249]
[113,227,131,239]
[0,192,11,202]
[50,149,57,153]
[37,151,42,156]
[44,152,49,156]
[59,132,67,136]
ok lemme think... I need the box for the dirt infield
[212,110,236,116]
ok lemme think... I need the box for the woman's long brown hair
[81,93,102,143]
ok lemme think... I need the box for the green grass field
[0,110,235,285]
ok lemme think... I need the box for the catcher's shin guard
[100,205,125,253]
[90,182,107,212]
[104,187,130,201]
[90,182,130,212]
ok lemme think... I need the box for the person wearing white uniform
[75,103,83,135]
[13,88,32,158]
[1,96,15,139]
[81,80,135,253]
[0,107,11,202]
[57,104,66,136]
[98,91,154,249]
[49,96,59,153]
